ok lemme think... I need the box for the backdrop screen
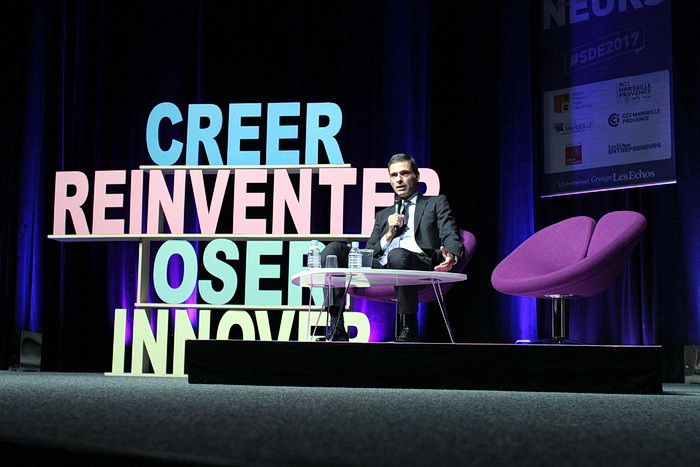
[539,0,675,197]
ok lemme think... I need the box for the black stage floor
[186,340,663,394]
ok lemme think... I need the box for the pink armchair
[491,211,647,343]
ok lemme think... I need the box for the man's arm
[434,195,464,270]
[365,208,391,254]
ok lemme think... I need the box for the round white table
[291,268,467,342]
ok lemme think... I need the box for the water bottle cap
[311,240,318,246]
[352,241,359,247]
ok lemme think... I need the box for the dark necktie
[400,201,410,235]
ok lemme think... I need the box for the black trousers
[320,241,431,316]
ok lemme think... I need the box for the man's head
[388,153,420,200]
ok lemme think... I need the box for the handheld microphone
[393,195,402,232]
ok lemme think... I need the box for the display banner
[539,0,674,197]
[50,100,441,375]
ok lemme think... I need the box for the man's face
[389,161,420,200]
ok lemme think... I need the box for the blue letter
[199,239,239,305]
[147,102,183,165]
[227,103,262,165]
[267,102,301,165]
[186,104,224,166]
[245,241,283,305]
[306,102,343,164]
[153,240,198,303]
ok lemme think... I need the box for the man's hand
[384,212,405,242]
[434,246,456,272]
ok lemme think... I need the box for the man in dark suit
[319,153,464,342]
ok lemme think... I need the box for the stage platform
[185,340,663,394]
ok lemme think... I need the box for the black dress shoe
[396,326,418,342]
[316,327,349,342]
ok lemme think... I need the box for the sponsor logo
[565,144,582,165]
[608,141,662,154]
[609,108,661,127]
[553,118,594,134]
[553,94,570,113]
[590,170,657,184]
[617,80,652,102]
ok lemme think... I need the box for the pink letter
[272,168,311,234]
[53,171,90,235]
[147,170,186,234]
[232,169,267,234]
[190,169,230,234]
[319,167,356,234]
[361,169,393,235]
[129,170,144,234]
[92,170,126,235]
[360,167,440,235]
[419,168,440,195]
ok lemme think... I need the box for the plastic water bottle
[348,241,362,269]
[307,240,321,269]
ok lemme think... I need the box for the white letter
[592,0,615,16]
[111,309,128,374]
[543,0,567,30]
[131,309,169,375]
[172,309,211,376]
[569,0,589,24]
[216,310,256,340]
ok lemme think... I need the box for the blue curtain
[14,1,51,333]
[496,0,537,343]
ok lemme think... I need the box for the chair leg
[543,294,576,344]
[551,295,568,342]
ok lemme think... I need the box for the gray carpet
[0,371,698,466]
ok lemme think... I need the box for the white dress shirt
[379,193,422,264]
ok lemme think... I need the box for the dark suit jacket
[365,194,464,268]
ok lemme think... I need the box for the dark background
[2,0,698,379]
